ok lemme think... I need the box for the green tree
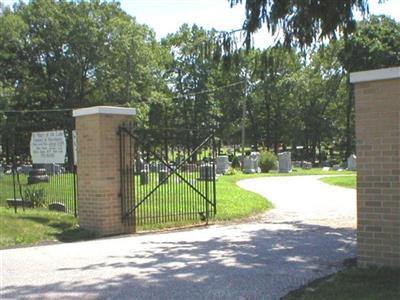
[230,0,369,48]
[0,0,166,114]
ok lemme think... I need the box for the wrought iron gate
[118,123,217,230]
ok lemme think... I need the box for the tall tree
[230,0,369,48]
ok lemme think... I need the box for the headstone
[322,167,330,171]
[243,157,257,174]
[135,157,144,173]
[322,161,330,167]
[250,152,261,173]
[184,163,198,172]
[347,154,357,171]
[158,169,169,184]
[149,162,159,172]
[33,163,63,175]
[20,164,33,175]
[199,163,215,181]
[278,152,292,173]
[332,164,341,171]
[140,169,149,185]
[216,156,230,174]
[49,202,66,212]
[293,161,302,168]
[301,161,312,170]
[27,168,49,184]
[7,198,33,208]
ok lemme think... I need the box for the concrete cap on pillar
[350,67,400,83]
[73,106,136,117]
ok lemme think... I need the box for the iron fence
[0,110,77,215]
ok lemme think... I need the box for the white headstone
[278,152,292,173]
[250,152,261,173]
[216,156,230,174]
[347,154,357,171]
[30,131,67,164]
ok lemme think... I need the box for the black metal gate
[118,122,217,231]
[0,110,77,215]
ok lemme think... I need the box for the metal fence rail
[119,123,217,231]
[0,110,77,215]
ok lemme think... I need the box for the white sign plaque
[30,131,67,164]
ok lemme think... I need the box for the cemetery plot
[119,125,217,230]
[0,110,77,215]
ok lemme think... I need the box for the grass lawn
[1,168,355,247]
[0,173,76,212]
[283,266,400,300]
[0,206,96,248]
[320,175,356,189]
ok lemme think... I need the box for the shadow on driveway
[2,221,356,300]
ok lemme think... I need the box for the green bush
[231,155,241,169]
[259,151,277,173]
[24,187,46,208]
[225,167,241,176]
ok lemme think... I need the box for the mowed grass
[283,266,400,300]
[320,175,356,189]
[0,173,76,212]
[1,168,355,246]
[0,207,96,248]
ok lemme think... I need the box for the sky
[2,0,400,48]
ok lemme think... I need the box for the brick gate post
[350,67,400,267]
[73,106,136,236]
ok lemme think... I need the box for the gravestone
[158,169,169,184]
[347,154,357,171]
[301,161,312,170]
[293,161,302,168]
[27,168,49,184]
[135,156,144,173]
[278,152,292,173]
[184,163,198,172]
[140,168,149,185]
[33,163,63,175]
[250,152,261,173]
[243,157,257,174]
[199,163,214,181]
[20,164,33,174]
[332,164,341,171]
[216,156,230,174]
[149,162,159,172]
[49,202,66,212]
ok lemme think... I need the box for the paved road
[1,175,356,300]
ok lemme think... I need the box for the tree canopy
[230,0,370,48]
[1,0,399,163]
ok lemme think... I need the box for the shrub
[225,167,240,176]
[231,155,241,169]
[24,187,46,208]
[259,151,277,173]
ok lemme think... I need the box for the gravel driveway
[1,175,356,300]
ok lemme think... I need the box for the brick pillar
[73,106,136,236]
[350,67,400,267]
